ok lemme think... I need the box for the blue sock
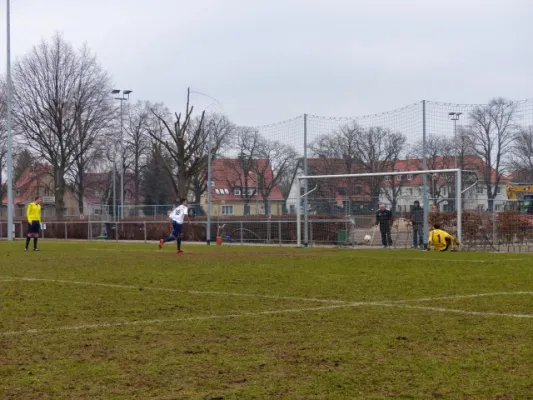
[177,237,182,250]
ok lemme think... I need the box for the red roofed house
[201,158,284,216]
[2,165,140,218]
[1,163,78,218]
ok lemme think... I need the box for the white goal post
[296,168,463,247]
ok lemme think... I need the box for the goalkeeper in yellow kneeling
[427,224,459,252]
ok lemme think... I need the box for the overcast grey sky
[0,0,532,125]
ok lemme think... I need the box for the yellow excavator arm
[506,183,533,200]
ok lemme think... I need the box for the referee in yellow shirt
[25,196,42,251]
[427,223,459,252]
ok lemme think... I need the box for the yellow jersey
[428,229,456,251]
[26,202,41,223]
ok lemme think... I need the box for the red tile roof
[1,164,51,205]
[2,165,140,206]
[209,158,284,201]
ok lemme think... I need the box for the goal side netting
[295,169,463,248]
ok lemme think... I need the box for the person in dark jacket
[410,200,424,249]
[376,203,393,248]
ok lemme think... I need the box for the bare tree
[124,101,152,206]
[189,113,235,212]
[511,126,533,182]
[13,148,35,183]
[466,97,517,211]
[311,122,407,209]
[410,135,455,206]
[148,89,206,199]
[11,33,113,217]
[380,173,408,214]
[253,139,299,214]
[224,127,261,215]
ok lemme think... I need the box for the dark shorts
[28,221,41,235]
[171,221,183,237]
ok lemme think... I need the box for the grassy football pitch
[1,241,533,399]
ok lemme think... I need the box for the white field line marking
[375,303,533,319]
[0,277,347,304]
[394,291,533,303]
[2,299,532,337]
[2,277,532,306]
[84,247,533,263]
[0,302,376,337]
[1,278,532,336]
[353,255,533,263]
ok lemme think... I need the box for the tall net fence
[5,98,533,251]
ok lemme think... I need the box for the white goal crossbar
[296,168,463,247]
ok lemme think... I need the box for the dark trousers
[412,225,423,247]
[380,226,392,246]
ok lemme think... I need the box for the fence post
[65,222,67,240]
[20,222,23,239]
[303,114,309,247]
[240,221,244,245]
[309,220,313,246]
[144,222,147,243]
[278,220,282,246]
[492,208,497,251]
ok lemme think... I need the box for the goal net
[295,168,464,248]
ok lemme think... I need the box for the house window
[397,175,403,181]
[215,189,221,194]
[222,205,233,215]
[233,188,241,196]
[496,186,501,194]
[477,186,484,194]
[223,188,229,195]
[407,174,414,180]
[209,181,215,187]
[408,188,413,196]
[247,188,255,196]
[384,176,391,181]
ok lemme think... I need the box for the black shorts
[171,221,183,237]
[28,221,41,235]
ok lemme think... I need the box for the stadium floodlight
[6,0,14,240]
[295,168,463,248]
[111,89,133,219]
[448,112,462,169]
[449,112,463,212]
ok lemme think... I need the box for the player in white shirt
[159,198,191,253]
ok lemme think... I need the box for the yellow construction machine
[505,183,533,214]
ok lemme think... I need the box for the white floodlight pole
[6,0,14,241]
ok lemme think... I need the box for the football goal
[295,168,463,248]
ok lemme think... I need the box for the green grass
[1,241,533,399]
